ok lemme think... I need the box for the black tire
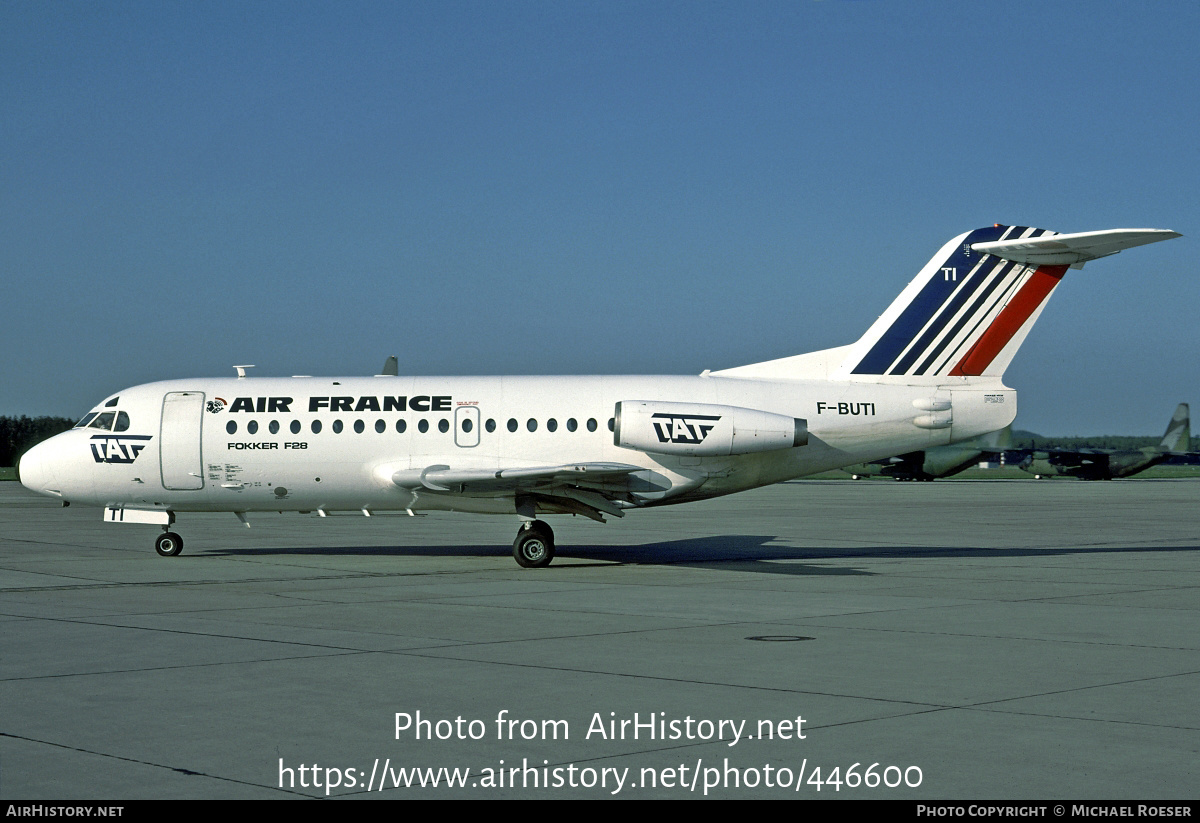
[155,532,184,557]
[531,519,553,545]
[512,523,554,568]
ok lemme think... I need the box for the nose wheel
[155,531,184,557]
[512,520,554,568]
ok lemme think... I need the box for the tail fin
[712,225,1179,382]
[1159,403,1190,452]
[834,226,1181,379]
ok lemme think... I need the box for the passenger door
[160,392,205,490]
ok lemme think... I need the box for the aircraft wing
[388,462,648,521]
[971,228,1180,268]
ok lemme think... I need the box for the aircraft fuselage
[22,374,1015,515]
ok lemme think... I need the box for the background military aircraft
[844,426,1012,481]
[1018,403,1190,480]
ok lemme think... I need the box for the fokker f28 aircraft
[20,225,1179,567]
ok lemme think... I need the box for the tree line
[1,416,76,467]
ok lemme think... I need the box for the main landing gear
[151,519,555,566]
[155,530,184,557]
[513,520,555,568]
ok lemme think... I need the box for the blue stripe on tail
[850,225,1025,375]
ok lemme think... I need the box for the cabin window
[226,421,237,435]
[526,418,537,432]
[587,418,597,432]
[462,418,474,433]
[375,419,386,433]
[247,420,258,434]
[567,418,577,432]
[546,418,557,432]
[438,419,449,433]
[353,420,364,434]
[271,421,281,434]
[507,418,518,432]
[485,418,496,433]
[418,419,429,433]
[608,418,615,432]
[333,420,343,433]
[309,420,320,434]
[396,419,407,433]
[290,420,301,434]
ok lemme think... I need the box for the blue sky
[2,0,1196,435]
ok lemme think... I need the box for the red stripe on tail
[949,265,1068,376]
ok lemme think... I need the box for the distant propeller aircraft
[1019,403,1190,480]
[844,425,1012,481]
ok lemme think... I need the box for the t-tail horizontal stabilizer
[971,229,1182,268]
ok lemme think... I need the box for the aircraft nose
[19,437,62,498]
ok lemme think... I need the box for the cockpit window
[75,412,98,428]
[114,411,131,432]
[87,412,116,430]
[104,397,119,407]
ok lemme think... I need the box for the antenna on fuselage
[233,365,256,379]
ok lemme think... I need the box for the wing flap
[387,461,646,523]
[390,462,645,493]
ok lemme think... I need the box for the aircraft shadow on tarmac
[203,534,868,575]
[199,535,1200,574]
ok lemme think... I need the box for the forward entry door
[160,392,205,490]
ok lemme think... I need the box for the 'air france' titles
[216,396,454,414]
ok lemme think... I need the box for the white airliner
[19,225,1180,566]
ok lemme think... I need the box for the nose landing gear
[155,530,184,557]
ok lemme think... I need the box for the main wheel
[529,519,553,545]
[513,523,555,568]
[155,532,184,557]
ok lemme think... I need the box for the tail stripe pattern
[920,255,1054,376]
[899,257,1020,375]
[947,264,1068,376]
[850,226,1064,377]
[913,259,1022,375]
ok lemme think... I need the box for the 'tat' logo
[650,413,721,445]
[90,435,153,464]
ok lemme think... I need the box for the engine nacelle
[614,400,807,456]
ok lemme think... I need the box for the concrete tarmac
[1,478,1197,799]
